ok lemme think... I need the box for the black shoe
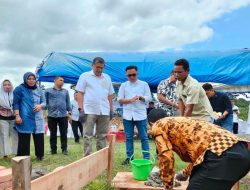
[62,150,68,155]
[50,150,57,155]
[122,158,132,165]
[36,156,44,161]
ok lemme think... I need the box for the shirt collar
[53,87,62,91]
[182,75,191,87]
[129,79,139,85]
[90,70,104,78]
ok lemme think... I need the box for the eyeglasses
[127,74,137,77]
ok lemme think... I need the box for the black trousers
[17,132,44,158]
[71,120,83,142]
[48,117,68,152]
[233,122,238,134]
[187,142,250,190]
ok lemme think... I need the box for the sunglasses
[127,73,137,77]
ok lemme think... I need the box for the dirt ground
[241,172,250,190]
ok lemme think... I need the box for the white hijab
[0,80,13,110]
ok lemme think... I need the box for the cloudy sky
[0,0,250,87]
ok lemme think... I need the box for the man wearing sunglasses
[118,65,152,165]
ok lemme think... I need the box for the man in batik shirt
[157,71,178,116]
[147,109,250,190]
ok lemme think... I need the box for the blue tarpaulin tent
[36,49,250,91]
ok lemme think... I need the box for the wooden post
[12,156,31,190]
[107,134,116,183]
[231,181,239,190]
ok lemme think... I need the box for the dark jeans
[187,142,250,190]
[17,132,44,158]
[123,119,150,159]
[48,117,68,152]
[71,120,83,142]
[233,122,238,134]
[214,114,233,132]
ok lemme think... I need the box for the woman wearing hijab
[0,79,18,159]
[13,72,46,160]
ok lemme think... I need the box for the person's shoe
[122,158,132,165]
[75,141,80,144]
[62,150,68,155]
[50,150,57,155]
[36,156,44,161]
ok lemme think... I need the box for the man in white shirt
[76,57,114,156]
[118,65,152,165]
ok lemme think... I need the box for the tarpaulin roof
[36,49,250,91]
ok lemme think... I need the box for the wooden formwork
[11,134,116,190]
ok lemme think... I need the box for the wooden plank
[231,182,239,190]
[0,179,12,190]
[12,156,31,190]
[0,169,12,183]
[31,147,109,190]
[112,172,188,190]
[107,134,116,183]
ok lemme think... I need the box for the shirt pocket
[100,78,110,90]
[133,86,145,96]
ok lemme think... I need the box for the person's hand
[173,103,178,109]
[138,96,145,102]
[67,114,72,123]
[218,115,225,120]
[130,96,139,103]
[175,171,188,181]
[15,115,22,125]
[78,107,84,112]
[69,118,72,124]
[34,104,42,112]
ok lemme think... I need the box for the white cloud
[0,0,249,86]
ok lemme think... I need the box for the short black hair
[126,65,138,72]
[202,83,213,91]
[54,76,63,80]
[149,101,154,105]
[174,58,189,71]
[93,57,105,65]
[147,109,167,123]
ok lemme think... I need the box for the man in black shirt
[202,83,233,132]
